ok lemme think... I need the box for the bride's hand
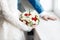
[32,25,37,29]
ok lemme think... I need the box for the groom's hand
[42,15,57,21]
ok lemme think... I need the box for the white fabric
[0,0,33,40]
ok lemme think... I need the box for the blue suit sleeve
[28,0,44,14]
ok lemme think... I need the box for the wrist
[39,11,49,17]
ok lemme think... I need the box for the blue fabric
[28,0,44,14]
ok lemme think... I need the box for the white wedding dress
[0,17,25,40]
[0,0,33,40]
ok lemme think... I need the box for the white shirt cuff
[39,11,50,17]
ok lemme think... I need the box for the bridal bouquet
[19,10,40,27]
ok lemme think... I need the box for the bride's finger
[42,16,48,21]
[48,17,57,20]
